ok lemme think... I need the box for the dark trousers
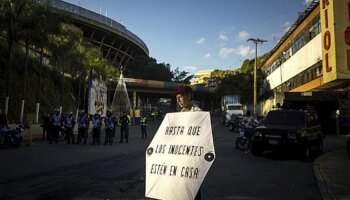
[42,127,49,140]
[120,126,129,143]
[141,125,147,139]
[105,128,113,145]
[66,127,74,144]
[50,126,60,144]
[92,127,101,144]
[77,127,87,144]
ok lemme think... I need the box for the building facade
[259,0,350,133]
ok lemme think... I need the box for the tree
[19,0,38,122]
[215,70,265,104]
[172,67,194,84]
[0,0,31,114]
[31,1,63,121]
[125,56,173,81]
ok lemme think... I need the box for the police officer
[77,111,88,145]
[50,109,61,144]
[119,112,130,143]
[104,110,115,145]
[91,113,102,145]
[65,112,75,144]
[42,113,51,141]
[141,115,148,139]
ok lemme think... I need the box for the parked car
[251,109,324,160]
[227,114,243,131]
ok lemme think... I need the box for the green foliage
[0,41,75,122]
[125,56,174,81]
[210,69,236,79]
[214,54,267,104]
[0,0,120,122]
[172,67,194,84]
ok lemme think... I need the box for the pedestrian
[42,113,51,140]
[174,85,202,200]
[104,110,115,145]
[50,109,61,144]
[77,111,88,145]
[91,113,102,145]
[140,115,148,139]
[65,112,75,144]
[0,109,9,145]
[119,111,130,143]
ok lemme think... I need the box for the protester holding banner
[175,85,202,112]
[174,85,202,200]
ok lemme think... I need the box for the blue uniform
[104,115,115,145]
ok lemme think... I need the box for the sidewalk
[314,142,350,200]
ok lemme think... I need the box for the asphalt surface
[0,114,348,200]
[314,135,350,200]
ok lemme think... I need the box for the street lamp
[247,38,267,116]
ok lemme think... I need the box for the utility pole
[247,38,267,116]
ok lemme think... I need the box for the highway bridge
[110,78,217,112]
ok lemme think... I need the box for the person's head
[79,110,84,116]
[246,110,251,117]
[94,113,99,118]
[174,85,193,109]
[107,110,112,116]
[68,112,73,117]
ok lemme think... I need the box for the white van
[223,103,243,125]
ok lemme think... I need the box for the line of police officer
[42,110,145,145]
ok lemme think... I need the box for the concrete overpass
[109,78,217,111]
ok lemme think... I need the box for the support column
[133,91,137,109]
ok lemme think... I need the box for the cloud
[238,31,249,40]
[196,37,206,44]
[183,66,197,72]
[219,31,228,41]
[218,48,235,58]
[237,45,250,57]
[204,53,211,58]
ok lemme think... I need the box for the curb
[314,150,344,200]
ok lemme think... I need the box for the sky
[63,0,315,74]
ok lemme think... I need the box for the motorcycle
[58,127,66,141]
[235,118,260,151]
[235,125,252,151]
[1,125,24,148]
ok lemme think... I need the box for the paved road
[0,114,341,200]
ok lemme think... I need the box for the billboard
[88,74,107,117]
[321,0,350,83]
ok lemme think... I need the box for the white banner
[145,112,215,200]
[88,75,107,117]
